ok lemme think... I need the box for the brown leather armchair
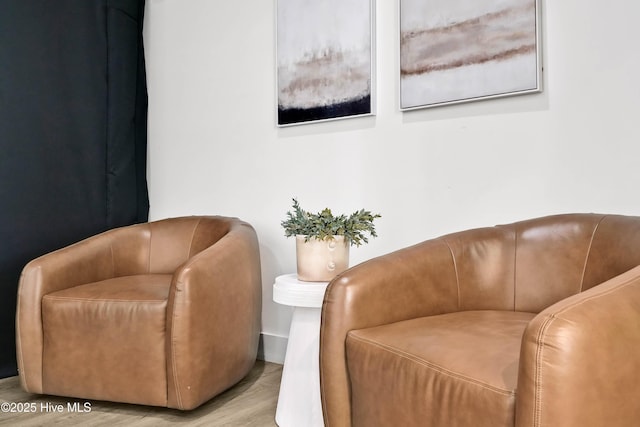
[320,213,640,427]
[16,216,261,410]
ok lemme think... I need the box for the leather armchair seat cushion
[41,274,173,406]
[346,311,536,427]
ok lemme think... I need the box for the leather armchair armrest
[320,238,460,427]
[516,265,640,427]
[165,221,261,410]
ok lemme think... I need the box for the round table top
[273,274,330,308]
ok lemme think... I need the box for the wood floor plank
[0,361,282,426]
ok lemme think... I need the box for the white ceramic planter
[296,235,349,282]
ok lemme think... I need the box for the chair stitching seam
[170,278,184,409]
[147,223,152,273]
[348,333,515,396]
[188,218,202,259]
[109,242,115,278]
[42,296,167,303]
[579,214,607,293]
[440,237,461,310]
[513,224,518,311]
[533,314,554,427]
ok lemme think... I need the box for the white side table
[273,273,329,427]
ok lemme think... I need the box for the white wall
[143,0,640,362]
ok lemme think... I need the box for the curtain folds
[0,0,148,377]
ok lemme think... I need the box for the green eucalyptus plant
[281,198,381,247]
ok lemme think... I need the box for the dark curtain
[0,0,148,378]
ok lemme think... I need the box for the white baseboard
[257,332,288,364]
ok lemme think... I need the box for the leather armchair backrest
[510,214,607,312]
[104,216,232,275]
[441,226,516,311]
[109,225,152,276]
[440,214,640,313]
[146,216,230,274]
[581,214,640,291]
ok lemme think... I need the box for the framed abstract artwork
[399,0,542,110]
[276,0,375,126]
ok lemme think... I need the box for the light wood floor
[0,361,282,426]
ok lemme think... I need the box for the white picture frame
[399,0,542,110]
[276,0,376,126]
